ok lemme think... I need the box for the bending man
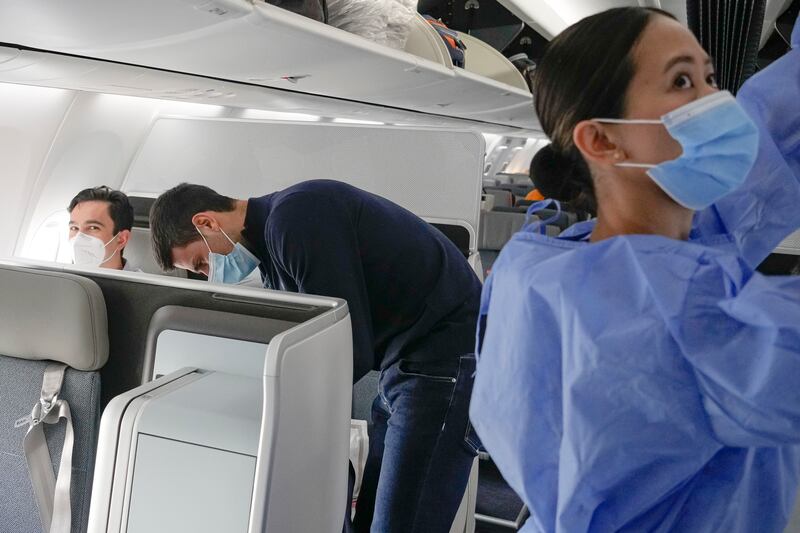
[149,178,481,532]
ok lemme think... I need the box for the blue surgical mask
[595,91,759,210]
[195,226,261,285]
[235,268,265,288]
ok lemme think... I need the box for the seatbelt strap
[22,364,74,533]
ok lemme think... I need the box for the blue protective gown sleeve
[664,262,800,447]
[694,18,800,268]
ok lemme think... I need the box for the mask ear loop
[593,118,663,169]
[593,118,662,124]
[99,232,121,266]
[218,228,237,248]
[194,226,217,280]
[195,226,213,253]
[615,162,657,169]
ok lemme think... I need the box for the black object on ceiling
[757,0,799,69]
[503,24,550,63]
[418,0,549,60]
[686,0,768,93]
[418,0,519,31]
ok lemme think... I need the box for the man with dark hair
[150,179,481,532]
[68,185,137,271]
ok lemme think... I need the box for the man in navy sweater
[150,179,481,532]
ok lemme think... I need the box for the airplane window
[503,138,544,175]
[21,209,72,263]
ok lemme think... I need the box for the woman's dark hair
[530,7,676,214]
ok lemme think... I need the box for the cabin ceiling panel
[123,117,485,248]
[0,0,534,129]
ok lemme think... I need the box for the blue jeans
[352,355,479,533]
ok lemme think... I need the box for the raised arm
[694,14,800,267]
[670,262,800,446]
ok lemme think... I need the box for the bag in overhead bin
[267,0,328,23]
[508,52,535,91]
[327,0,418,50]
[424,16,466,67]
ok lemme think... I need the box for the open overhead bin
[458,31,528,90]
[0,0,536,129]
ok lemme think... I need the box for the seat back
[478,211,529,251]
[79,276,351,533]
[0,265,108,533]
[483,188,513,208]
[124,227,186,278]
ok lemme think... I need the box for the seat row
[0,263,352,532]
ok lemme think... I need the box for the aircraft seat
[0,265,108,533]
[124,227,186,278]
[478,211,559,275]
[479,211,529,252]
[483,188,514,208]
[86,289,353,532]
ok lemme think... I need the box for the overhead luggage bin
[458,32,528,91]
[0,0,536,130]
[404,13,455,69]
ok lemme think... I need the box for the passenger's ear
[117,229,131,249]
[191,212,220,231]
[573,120,623,167]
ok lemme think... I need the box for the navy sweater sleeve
[264,192,375,380]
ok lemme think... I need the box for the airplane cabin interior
[0,0,799,532]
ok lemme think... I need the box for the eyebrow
[664,54,713,73]
[82,219,106,226]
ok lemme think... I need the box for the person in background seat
[68,186,138,271]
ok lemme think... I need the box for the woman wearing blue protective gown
[471,7,800,533]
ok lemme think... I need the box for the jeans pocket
[396,359,458,383]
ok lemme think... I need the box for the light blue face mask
[596,90,759,210]
[195,226,261,285]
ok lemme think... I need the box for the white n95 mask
[70,232,119,267]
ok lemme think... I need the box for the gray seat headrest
[0,266,108,371]
[125,227,186,278]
